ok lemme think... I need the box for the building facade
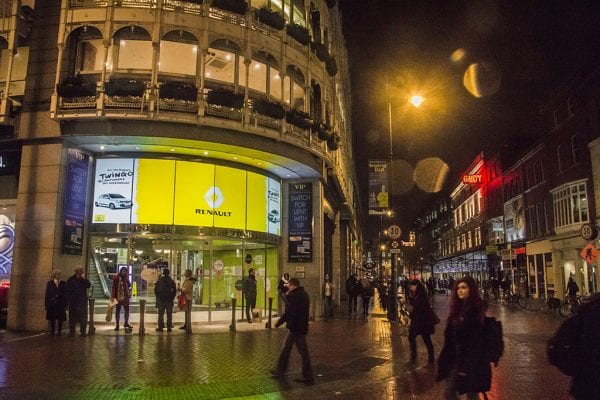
[1,0,361,330]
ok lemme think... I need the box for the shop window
[205,48,236,84]
[159,41,197,76]
[269,66,282,100]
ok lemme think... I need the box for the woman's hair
[448,276,485,322]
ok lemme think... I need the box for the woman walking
[111,267,132,331]
[323,274,335,320]
[407,279,435,363]
[436,276,491,400]
[44,269,67,336]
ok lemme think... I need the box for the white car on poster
[94,193,132,209]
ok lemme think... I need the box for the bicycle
[559,294,591,317]
[501,290,527,308]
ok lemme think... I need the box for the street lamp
[387,89,424,323]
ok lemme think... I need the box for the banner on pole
[368,160,389,215]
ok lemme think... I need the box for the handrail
[90,251,111,298]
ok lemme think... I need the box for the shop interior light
[204,151,209,155]
[102,257,109,262]
[170,148,175,152]
[134,249,143,255]
[100,145,105,150]
[155,249,163,253]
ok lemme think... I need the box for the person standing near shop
[44,269,67,336]
[65,267,91,337]
[179,269,196,330]
[322,274,335,320]
[111,267,132,331]
[243,268,258,323]
[271,278,314,384]
[155,268,177,332]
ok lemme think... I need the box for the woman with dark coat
[111,267,132,331]
[407,279,435,363]
[44,269,67,336]
[436,276,491,400]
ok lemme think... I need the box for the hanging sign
[368,160,389,215]
[62,149,89,255]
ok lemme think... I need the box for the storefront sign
[486,245,498,255]
[288,182,312,262]
[62,149,89,255]
[462,174,483,184]
[368,160,389,215]
[92,158,281,235]
[581,223,598,241]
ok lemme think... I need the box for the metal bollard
[185,299,192,335]
[229,297,237,332]
[266,297,273,329]
[88,298,96,335]
[138,299,146,336]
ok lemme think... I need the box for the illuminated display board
[92,158,281,235]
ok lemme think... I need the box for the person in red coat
[111,267,132,331]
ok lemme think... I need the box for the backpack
[547,311,585,377]
[483,316,504,365]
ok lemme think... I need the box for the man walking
[345,273,359,317]
[155,268,177,332]
[271,278,314,384]
[243,268,258,323]
[65,267,91,337]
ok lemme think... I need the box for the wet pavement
[0,295,571,400]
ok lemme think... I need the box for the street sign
[391,240,400,249]
[581,223,598,241]
[390,249,402,254]
[388,225,401,239]
[580,243,599,264]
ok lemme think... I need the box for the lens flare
[463,61,501,98]
[414,158,449,193]
[451,48,466,63]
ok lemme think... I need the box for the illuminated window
[205,48,236,84]
[552,180,588,229]
[159,41,197,76]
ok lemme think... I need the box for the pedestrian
[44,269,67,336]
[278,272,290,308]
[566,276,579,299]
[436,276,491,400]
[243,268,258,323]
[447,276,455,294]
[154,268,177,332]
[322,273,335,320]
[179,269,196,330]
[65,267,91,337]
[360,277,373,319]
[111,267,132,331]
[426,277,435,298]
[407,279,435,363]
[271,277,314,384]
[345,273,359,317]
[548,294,600,400]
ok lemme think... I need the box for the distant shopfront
[89,157,282,322]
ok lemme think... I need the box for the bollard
[229,297,237,332]
[88,298,96,335]
[138,299,146,336]
[185,299,192,335]
[266,297,273,329]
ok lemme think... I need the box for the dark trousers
[276,331,313,379]
[49,319,64,334]
[362,296,371,317]
[245,297,256,322]
[408,332,434,361]
[157,303,173,329]
[348,295,358,314]
[69,309,87,335]
[115,302,130,326]
[324,296,333,318]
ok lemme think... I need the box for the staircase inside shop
[88,252,110,299]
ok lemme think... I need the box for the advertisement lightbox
[92,159,134,223]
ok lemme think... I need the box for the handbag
[177,293,187,311]
[105,298,118,323]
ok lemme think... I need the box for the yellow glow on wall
[247,172,268,233]
[214,166,246,230]
[133,159,176,224]
[173,161,215,227]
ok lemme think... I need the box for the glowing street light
[409,95,424,108]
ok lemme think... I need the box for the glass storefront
[89,157,282,322]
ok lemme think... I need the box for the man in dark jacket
[345,273,359,317]
[271,278,314,384]
[154,268,177,332]
[65,267,91,337]
[243,268,257,323]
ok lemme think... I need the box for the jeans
[115,302,130,326]
[324,296,333,318]
[408,332,434,361]
[444,368,480,400]
[245,297,256,322]
[157,302,173,329]
[362,296,371,317]
[275,331,313,379]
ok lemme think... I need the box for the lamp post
[387,89,424,323]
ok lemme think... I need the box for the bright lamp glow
[409,95,424,108]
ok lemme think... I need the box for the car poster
[267,178,281,235]
[92,158,134,224]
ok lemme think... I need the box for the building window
[474,227,481,246]
[552,181,589,229]
[467,231,472,248]
[571,135,580,164]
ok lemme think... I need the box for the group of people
[345,273,374,319]
[44,268,90,337]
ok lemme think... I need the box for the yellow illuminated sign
[133,159,176,224]
[173,161,215,227]
[246,172,268,233]
[214,166,246,230]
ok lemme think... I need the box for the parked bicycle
[559,294,591,317]
[499,289,527,308]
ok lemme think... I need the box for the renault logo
[204,186,224,208]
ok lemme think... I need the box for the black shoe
[80,333,88,337]
[270,369,285,378]
[295,378,315,385]
[179,325,186,330]
[114,325,119,331]
[125,324,133,329]
[155,328,164,332]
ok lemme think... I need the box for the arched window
[248,50,279,100]
[284,64,305,110]
[67,26,106,74]
[159,30,199,76]
[205,39,242,87]
[113,26,152,71]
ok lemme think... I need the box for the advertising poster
[267,178,281,235]
[368,160,389,215]
[92,158,134,224]
[0,204,15,284]
[62,149,89,254]
[132,159,176,224]
[173,161,215,227]
[246,172,268,233]
[214,166,246,230]
[288,182,312,262]
[504,196,525,242]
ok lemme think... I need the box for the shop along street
[0,295,570,400]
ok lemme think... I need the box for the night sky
[338,0,600,240]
